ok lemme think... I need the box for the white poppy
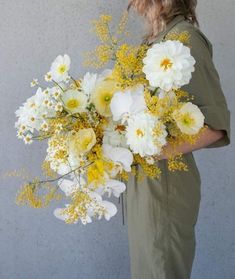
[172,102,205,135]
[61,89,88,114]
[50,54,71,83]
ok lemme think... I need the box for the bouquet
[14,14,205,225]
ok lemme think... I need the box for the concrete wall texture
[0,0,234,278]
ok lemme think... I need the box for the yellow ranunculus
[69,128,96,156]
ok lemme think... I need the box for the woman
[124,1,231,278]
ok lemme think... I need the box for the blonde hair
[128,0,198,40]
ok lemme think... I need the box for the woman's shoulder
[168,20,213,56]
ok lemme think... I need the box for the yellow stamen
[160,58,173,71]
[136,129,144,137]
[66,99,80,109]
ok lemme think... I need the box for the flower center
[181,113,195,127]
[136,128,145,137]
[104,94,111,102]
[57,64,67,74]
[66,99,80,109]
[160,58,173,71]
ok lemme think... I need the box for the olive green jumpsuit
[123,15,231,279]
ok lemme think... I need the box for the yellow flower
[91,79,119,117]
[172,102,204,135]
[69,128,96,156]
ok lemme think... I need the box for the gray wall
[0,1,234,279]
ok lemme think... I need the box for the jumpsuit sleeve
[181,26,231,148]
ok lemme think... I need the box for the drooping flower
[143,40,195,91]
[50,54,71,83]
[110,85,146,122]
[126,112,168,157]
[61,89,88,114]
[172,102,205,135]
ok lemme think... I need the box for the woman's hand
[154,126,225,161]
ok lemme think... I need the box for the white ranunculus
[102,143,133,173]
[110,85,146,122]
[126,112,168,157]
[143,40,195,91]
[172,102,205,135]
[61,89,88,114]
[50,54,71,83]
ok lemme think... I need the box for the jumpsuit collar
[146,15,185,45]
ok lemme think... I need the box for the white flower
[58,177,86,196]
[110,85,146,122]
[103,121,127,148]
[61,89,88,114]
[143,40,195,91]
[44,72,53,82]
[80,72,98,100]
[99,200,117,221]
[172,102,205,135]
[23,134,33,144]
[50,54,71,83]
[96,179,126,198]
[30,79,38,87]
[102,143,133,173]
[126,112,168,157]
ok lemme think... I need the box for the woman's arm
[157,126,225,160]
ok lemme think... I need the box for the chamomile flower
[44,72,53,82]
[30,79,38,87]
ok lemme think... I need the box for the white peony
[110,85,146,122]
[50,54,71,83]
[126,112,168,157]
[172,102,205,135]
[143,40,195,91]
